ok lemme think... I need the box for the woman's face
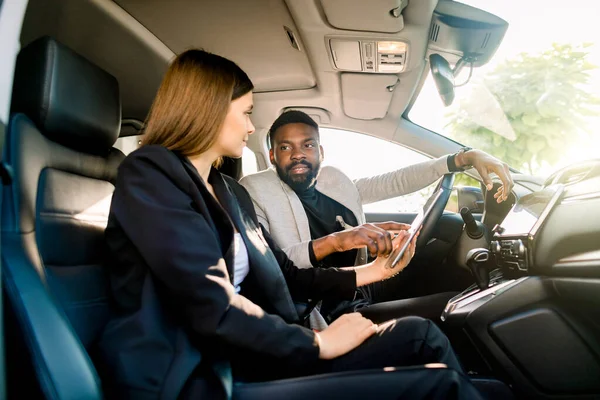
[215,91,255,158]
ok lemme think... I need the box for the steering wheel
[415,173,455,249]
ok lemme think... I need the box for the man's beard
[275,160,321,192]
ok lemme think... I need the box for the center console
[441,270,523,323]
[442,184,565,325]
[439,163,600,398]
[489,185,564,274]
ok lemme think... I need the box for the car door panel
[457,276,600,399]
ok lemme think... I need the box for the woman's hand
[317,313,377,359]
[373,229,419,280]
[349,228,419,287]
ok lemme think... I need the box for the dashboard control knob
[514,239,526,257]
[490,240,501,253]
[492,224,505,234]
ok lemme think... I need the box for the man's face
[270,122,323,192]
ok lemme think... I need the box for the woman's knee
[384,316,432,339]
[385,316,451,353]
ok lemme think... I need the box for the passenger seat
[2,36,123,399]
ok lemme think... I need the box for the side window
[319,128,437,213]
[319,128,479,213]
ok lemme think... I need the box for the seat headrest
[11,36,121,155]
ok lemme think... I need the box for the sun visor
[341,73,399,120]
[280,107,332,125]
[115,0,316,92]
[321,0,408,33]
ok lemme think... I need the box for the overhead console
[328,38,409,74]
[326,36,409,119]
[325,36,410,119]
[320,0,411,73]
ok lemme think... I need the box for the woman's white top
[233,233,250,293]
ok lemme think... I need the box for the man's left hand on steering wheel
[456,149,514,203]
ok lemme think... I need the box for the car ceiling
[20,0,445,155]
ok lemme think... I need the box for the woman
[99,49,483,399]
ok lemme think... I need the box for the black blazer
[99,145,357,399]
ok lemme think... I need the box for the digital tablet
[390,189,445,268]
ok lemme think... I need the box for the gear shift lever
[466,248,491,290]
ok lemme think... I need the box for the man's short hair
[268,110,319,148]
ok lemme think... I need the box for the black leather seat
[3,36,122,399]
[2,36,513,400]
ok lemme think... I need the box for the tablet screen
[390,189,445,268]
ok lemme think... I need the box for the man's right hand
[330,221,410,258]
[317,312,377,359]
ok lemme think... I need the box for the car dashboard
[440,160,600,399]
[489,159,600,278]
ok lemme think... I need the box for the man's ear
[269,148,275,165]
[319,145,325,162]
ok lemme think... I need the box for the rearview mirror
[429,54,455,106]
[427,1,508,107]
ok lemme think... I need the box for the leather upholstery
[2,37,123,399]
[2,113,122,233]
[3,233,103,399]
[10,36,121,156]
[3,113,124,348]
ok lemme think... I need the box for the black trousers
[233,317,467,384]
[231,368,484,400]
[184,317,482,399]
[320,316,462,373]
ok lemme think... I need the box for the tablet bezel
[390,188,445,268]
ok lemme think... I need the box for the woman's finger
[409,234,418,258]
[400,233,418,264]
[357,321,378,341]
[392,230,410,247]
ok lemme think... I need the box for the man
[240,110,513,324]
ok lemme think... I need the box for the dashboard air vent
[544,159,600,187]
[429,23,440,42]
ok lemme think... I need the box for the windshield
[409,0,600,177]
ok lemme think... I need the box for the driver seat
[2,36,513,400]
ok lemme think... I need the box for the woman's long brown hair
[142,49,253,157]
